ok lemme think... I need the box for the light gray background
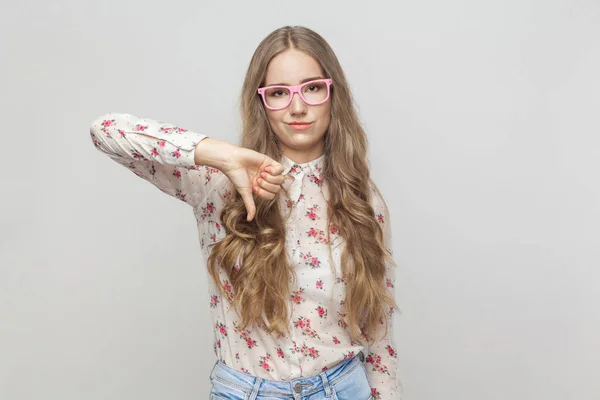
[1,0,598,399]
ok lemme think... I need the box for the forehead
[265,49,324,86]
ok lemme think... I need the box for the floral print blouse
[90,113,401,399]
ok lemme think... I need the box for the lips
[287,122,313,131]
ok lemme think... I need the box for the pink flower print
[290,341,300,354]
[201,202,215,220]
[176,127,187,133]
[277,347,284,358]
[210,234,216,243]
[241,367,249,374]
[135,124,148,131]
[371,388,381,399]
[245,338,257,349]
[321,366,328,372]
[316,279,324,290]
[131,150,147,160]
[307,347,319,358]
[308,173,322,186]
[293,317,320,338]
[366,353,389,375]
[292,342,320,359]
[91,134,100,149]
[258,354,273,372]
[316,306,327,319]
[171,149,181,158]
[216,339,221,348]
[337,311,348,329]
[332,336,340,345]
[386,345,397,358]
[310,257,320,268]
[222,280,234,302]
[159,126,173,133]
[215,322,228,337]
[204,167,220,184]
[209,295,219,308]
[306,228,327,244]
[173,169,181,179]
[377,214,384,224]
[118,129,125,138]
[343,351,355,360]
[233,321,257,349]
[175,189,186,202]
[290,287,305,304]
[386,278,394,288]
[306,204,320,220]
[329,225,339,235]
[158,140,166,147]
[286,199,295,209]
[101,119,114,128]
[336,274,347,285]
[300,252,321,269]
[235,353,240,360]
[150,148,159,157]
[298,194,305,202]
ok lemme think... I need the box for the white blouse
[90,113,401,399]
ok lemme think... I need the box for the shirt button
[358,351,365,362]
[294,383,303,393]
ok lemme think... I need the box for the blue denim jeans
[208,351,373,400]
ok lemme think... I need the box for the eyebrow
[265,76,324,86]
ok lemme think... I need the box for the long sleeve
[365,186,402,400]
[90,112,224,208]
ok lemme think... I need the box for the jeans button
[294,382,302,393]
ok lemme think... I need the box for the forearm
[194,138,237,172]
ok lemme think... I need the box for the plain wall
[1,0,599,399]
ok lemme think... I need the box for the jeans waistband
[209,351,364,398]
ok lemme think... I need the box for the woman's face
[263,49,331,163]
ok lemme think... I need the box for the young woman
[90,26,400,400]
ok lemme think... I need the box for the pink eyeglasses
[257,78,333,111]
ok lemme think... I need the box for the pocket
[330,363,372,400]
[209,378,249,400]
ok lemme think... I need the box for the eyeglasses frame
[257,78,333,111]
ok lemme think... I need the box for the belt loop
[248,376,262,400]
[319,371,333,397]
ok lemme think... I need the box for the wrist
[194,138,237,171]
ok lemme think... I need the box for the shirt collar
[281,153,325,181]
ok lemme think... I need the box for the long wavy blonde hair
[207,26,397,344]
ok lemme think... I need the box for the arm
[365,186,402,400]
[90,112,232,208]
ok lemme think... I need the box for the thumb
[239,188,256,221]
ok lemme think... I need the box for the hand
[222,146,286,221]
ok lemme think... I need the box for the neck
[282,145,324,165]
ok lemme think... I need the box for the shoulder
[369,180,388,213]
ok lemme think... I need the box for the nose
[289,92,307,115]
